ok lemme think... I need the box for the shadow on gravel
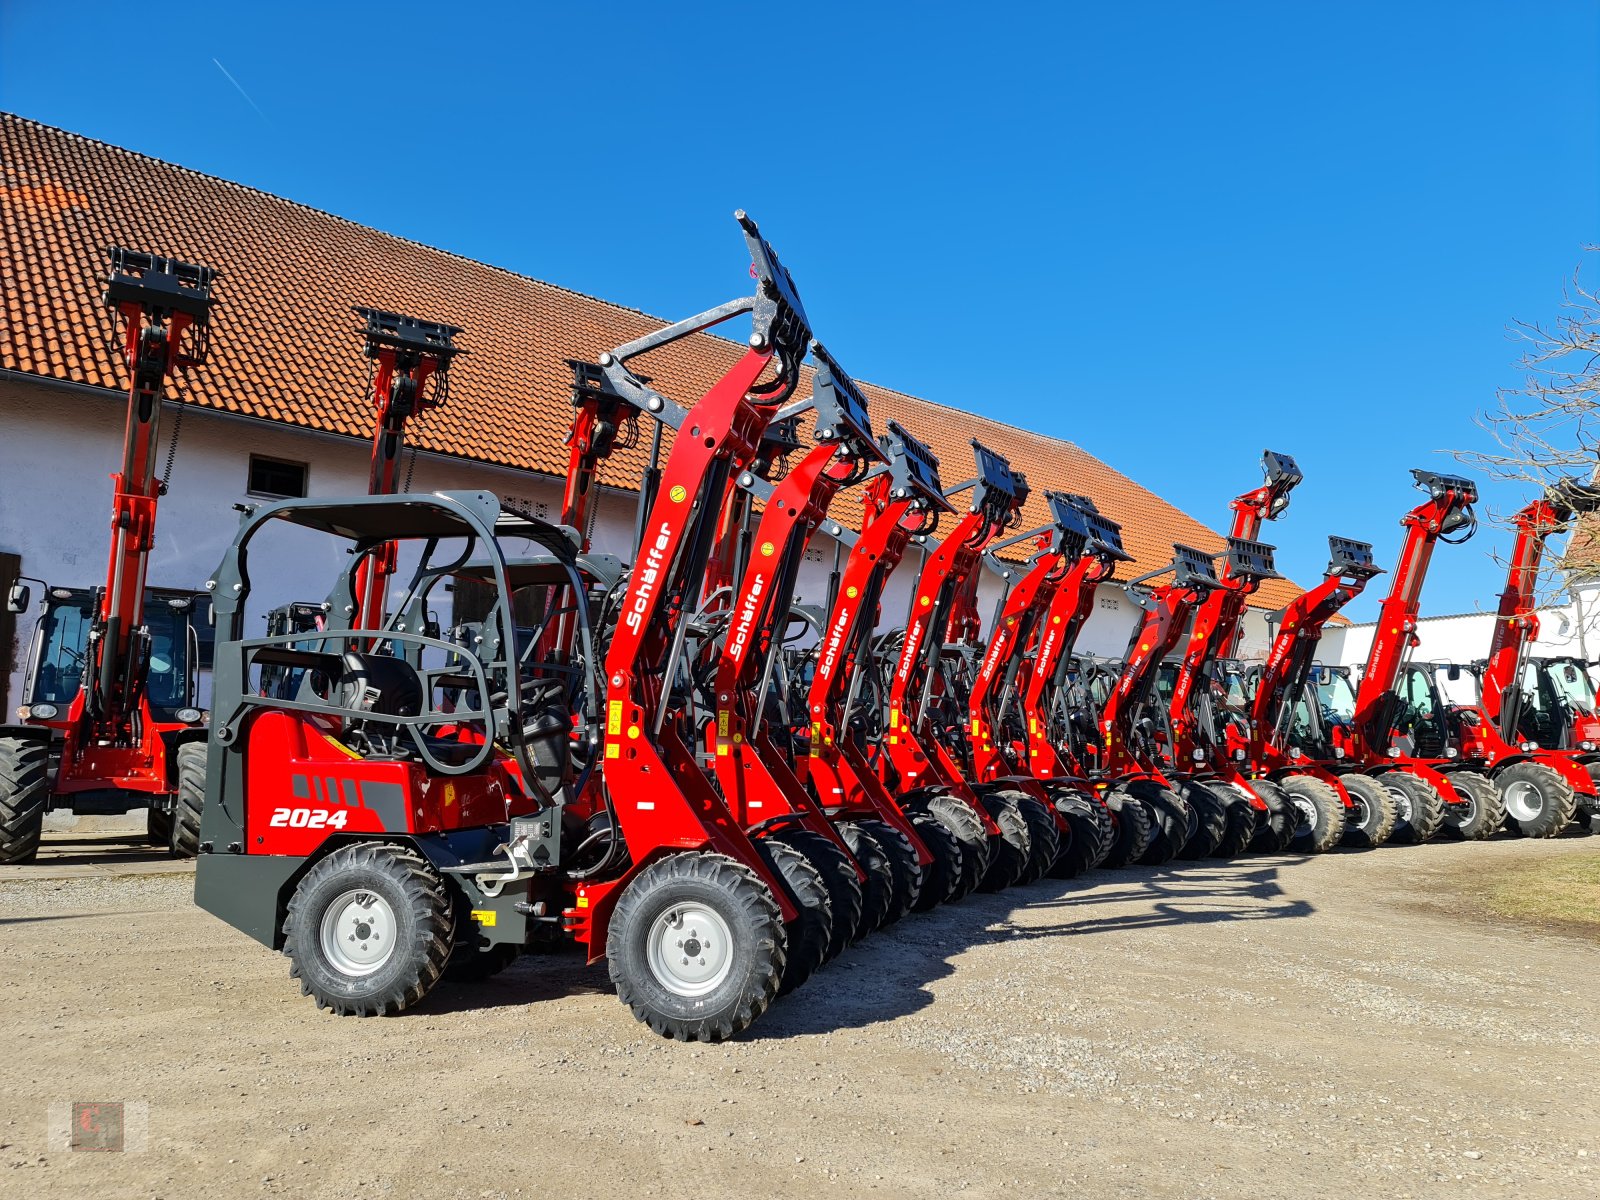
[396,859,1315,1032]
[750,858,1315,1039]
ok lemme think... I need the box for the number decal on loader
[268,808,350,830]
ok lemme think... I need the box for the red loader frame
[1,249,217,863]
[879,441,1031,892]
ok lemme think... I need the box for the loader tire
[1086,790,1116,868]
[1339,773,1397,848]
[837,821,895,938]
[284,842,454,1017]
[921,790,989,902]
[907,812,963,912]
[1126,780,1190,866]
[754,836,832,996]
[771,827,862,960]
[1046,787,1102,879]
[1177,781,1228,859]
[977,791,1032,892]
[169,741,206,859]
[1440,770,1505,841]
[1247,777,1296,853]
[1384,771,1446,844]
[0,736,48,866]
[1100,789,1153,869]
[1211,790,1258,859]
[1498,761,1577,839]
[1011,794,1061,885]
[608,851,785,1042]
[1280,773,1345,854]
[859,818,923,924]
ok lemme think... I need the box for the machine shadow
[749,857,1314,1039]
[410,859,1315,1032]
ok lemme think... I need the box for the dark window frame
[246,454,309,500]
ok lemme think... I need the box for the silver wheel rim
[1290,797,1317,834]
[646,904,734,999]
[1386,785,1413,824]
[1503,780,1545,823]
[319,889,397,978]
[1454,792,1478,824]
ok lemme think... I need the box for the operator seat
[332,652,424,718]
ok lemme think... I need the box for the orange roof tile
[0,112,1307,609]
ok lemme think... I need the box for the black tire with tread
[976,791,1032,892]
[754,837,832,995]
[771,827,862,960]
[1496,760,1577,839]
[283,842,454,1016]
[0,736,47,866]
[1177,781,1228,859]
[859,818,923,924]
[1126,780,1190,866]
[1280,773,1346,853]
[170,740,206,858]
[907,812,963,912]
[1439,770,1506,841]
[1339,773,1397,848]
[1247,778,1296,853]
[1010,794,1060,886]
[921,791,990,901]
[1384,771,1446,844]
[837,822,895,937]
[1210,789,1257,859]
[1046,786,1105,878]
[608,851,785,1042]
[1100,789,1152,869]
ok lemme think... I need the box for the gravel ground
[0,836,1596,1199]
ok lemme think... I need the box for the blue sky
[3,1,1597,620]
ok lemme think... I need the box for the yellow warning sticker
[890,708,900,729]
[717,710,730,737]
[669,485,687,503]
[971,719,981,736]
[760,541,775,557]
[846,585,859,599]
[607,700,623,737]
[469,909,497,928]
[605,743,621,759]
[443,782,457,807]
[576,895,589,908]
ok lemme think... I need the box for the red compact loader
[3,249,217,861]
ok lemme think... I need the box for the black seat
[333,652,424,717]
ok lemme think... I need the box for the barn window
[247,454,308,499]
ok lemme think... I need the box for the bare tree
[1454,251,1600,612]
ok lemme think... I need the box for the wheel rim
[1455,792,1478,824]
[1503,780,1546,823]
[1386,785,1413,824]
[1347,795,1369,827]
[645,903,734,999]
[319,889,398,978]
[1290,796,1317,834]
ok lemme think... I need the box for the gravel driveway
[1,837,1595,1199]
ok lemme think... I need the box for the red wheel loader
[194,213,848,1042]
[3,249,218,862]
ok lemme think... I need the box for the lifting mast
[1480,476,1600,741]
[1165,452,1300,767]
[1348,470,1478,762]
[349,308,463,631]
[79,250,217,752]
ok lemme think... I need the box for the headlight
[27,703,58,720]
[1521,741,1536,752]
[1333,747,1346,759]
[1191,749,1205,762]
[175,707,203,724]
[1582,741,1595,752]
[1445,747,1459,759]
[1233,748,1246,761]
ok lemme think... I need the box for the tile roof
[0,112,1307,609]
